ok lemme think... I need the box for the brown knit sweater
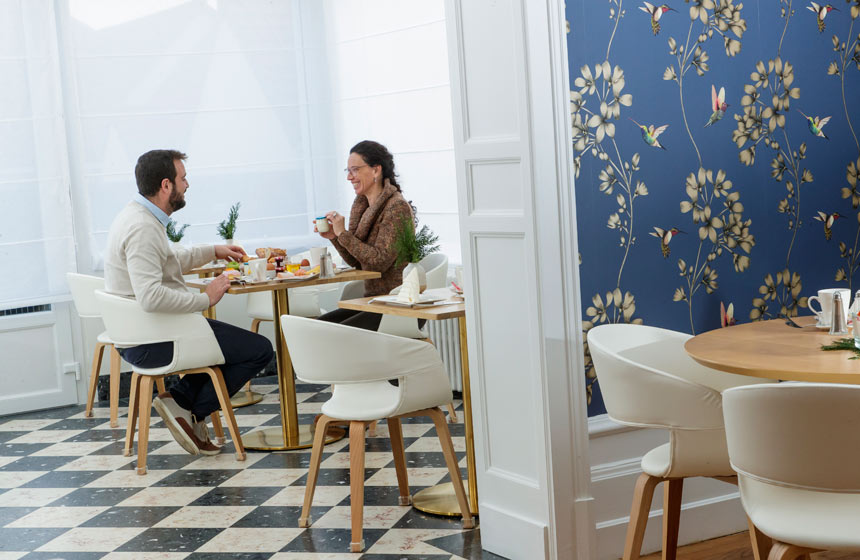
[331,180,413,297]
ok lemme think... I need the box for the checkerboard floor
[0,376,505,560]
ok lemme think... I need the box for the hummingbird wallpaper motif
[566,0,860,415]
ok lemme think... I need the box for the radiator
[427,318,463,392]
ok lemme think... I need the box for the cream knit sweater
[104,201,215,313]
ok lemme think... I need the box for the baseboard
[478,503,548,560]
[594,484,746,559]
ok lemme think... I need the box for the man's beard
[168,187,186,212]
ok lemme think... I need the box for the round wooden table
[685,316,860,383]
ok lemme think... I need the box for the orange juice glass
[286,262,300,273]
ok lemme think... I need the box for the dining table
[684,315,860,383]
[337,295,478,517]
[185,269,381,451]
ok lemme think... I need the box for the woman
[315,140,414,330]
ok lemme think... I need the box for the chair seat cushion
[641,438,734,479]
[97,331,113,345]
[322,381,402,421]
[741,476,860,551]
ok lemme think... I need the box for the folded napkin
[397,266,421,304]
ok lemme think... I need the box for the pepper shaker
[830,291,848,335]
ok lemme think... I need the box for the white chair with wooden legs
[95,290,245,475]
[587,324,772,560]
[66,273,122,428]
[723,383,860,560]
[280,314,474,553]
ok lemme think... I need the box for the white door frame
[445,0,594,558]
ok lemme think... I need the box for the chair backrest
[339,279,366,301]
[95,290,224,373]
[420,253,448,289]
[724,383,860,492]
[587,323,756,431]
[66,273,106,318]
[280,314,443,385]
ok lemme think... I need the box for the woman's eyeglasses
[344,165,369,176]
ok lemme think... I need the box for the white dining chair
[95,290,245,474]
[280,314,474,553]
[724,382,860,560]
[66,273,122,428]
[380,252,449,338]
[587,323,772,560]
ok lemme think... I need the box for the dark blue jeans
[118,319,274,419]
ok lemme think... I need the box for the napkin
[397,266,421,304]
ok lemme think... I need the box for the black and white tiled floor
[0,376,504,560]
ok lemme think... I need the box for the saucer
[815,322,830,330]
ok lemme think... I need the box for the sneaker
[152,392,199,455]
[192,418,222,456]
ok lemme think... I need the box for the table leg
[242,288,344,450]
[412,316,479,517]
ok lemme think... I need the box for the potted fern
[165,219,189,245]
[216,202,241,245]
[393,216,440,293]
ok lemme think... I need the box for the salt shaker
[830,291,848,335]
[319,252,335,278]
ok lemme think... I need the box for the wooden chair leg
[367,420,378,437]
[387,417,411,505]
[623,473,662,560]
[748,516,773,560]
[84,343,106,418]
[662,478,683,560]
[136,376,155,475]
[300,414,335,528]
[768,542,819,560]
[210,411,225,446]
[427,406,474,528]
[108,346,121,428]
[206,367,245,461]
[250,318,262,334]
[124,372,141,457]
[349,420,367,553]
[155,377,167,394]
[446,402,458,423]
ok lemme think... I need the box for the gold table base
[230,390,264,408]
[412,481,478,517]
[242,424,345,451]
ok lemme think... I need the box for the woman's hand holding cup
[314,215,336,240]
[326,211,346,236]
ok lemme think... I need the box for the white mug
[315,216,330,233]
[808,288,851,327]
[248,258,268,282]
[309,246,327,267]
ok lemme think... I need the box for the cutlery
[778,313,802,329]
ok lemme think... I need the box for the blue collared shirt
[135,194,170,228]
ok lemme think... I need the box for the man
[104,149,273,456]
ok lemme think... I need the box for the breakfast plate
[276,272,319,281]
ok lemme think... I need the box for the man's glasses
[343,165,369,176]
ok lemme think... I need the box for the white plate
[370,294,447,307]
[276,272,319,282]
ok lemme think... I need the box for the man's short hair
[135,149,187,198]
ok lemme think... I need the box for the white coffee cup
[248,258,268,282]
[808,288,851,327]
[309,246,327,267]
[315,216,330,233]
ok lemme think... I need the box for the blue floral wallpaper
[566,0,860,416]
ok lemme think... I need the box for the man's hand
[327,211,346,237]
[205,273,231,307]
[215,244,246,261]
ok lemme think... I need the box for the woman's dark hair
[135,149,187,197]
[350,140,401,192]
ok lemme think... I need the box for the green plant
[165,219,189,243]
[216,202,241,240]
[393,216,440,267]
